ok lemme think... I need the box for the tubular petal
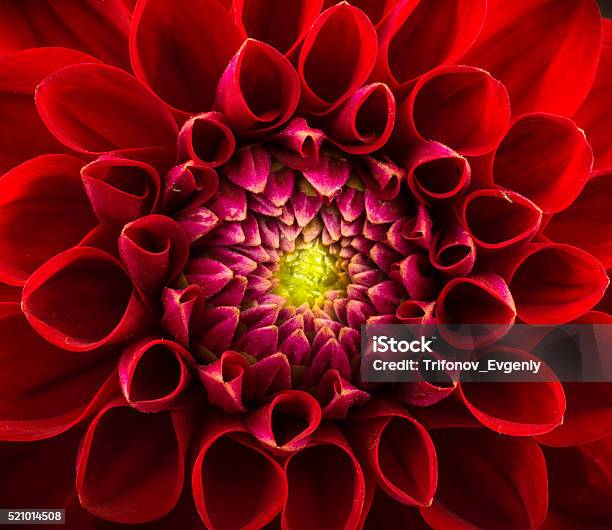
[177,112,236,168]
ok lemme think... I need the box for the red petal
[504,243,609,324]
[0,304,118,441]
[375,0,486,87]
[422,429,548,530]
[459,348,565,436]
[362,488,431,530]
[163,163,219,214]
[298,3,378,114]
[544,170,612,268]
[76,399,192,523]
[316,369,370,420]
[492,113,593,213]
[0,48,99,174]
[429,225,476,278]
[118,214,190,294]
[282,424,365,530]
[22,246,150,351]
[461,189,542,250]
[35,63,177,153]
[216,39,300,136]
[0,154,97,285]
[192,413,287,530]
[398,65,510,156]
[325,83,396,154]
[177,112,236,168]
[234,0,323,55]
[463,0,602,116]
[130,0,243,112]
[346,399,437,506]
[0,0,130,69]
[575,46,612,170]
[119,337,192,412]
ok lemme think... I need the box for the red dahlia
[0,1,611,529]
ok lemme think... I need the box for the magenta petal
[199,306,240,353]
[357,156,403,200]
[216,39,300,136]
[176,207,220,244]
[291,187,324,227]
[209,275,248,307]
[302,153,350,198]
[161,285,206,346]
[317,369,370,420]
[397,254,435,301]
[234,325,279,358]
[270,117,325,169]
[222,146,271,194]
[199,351,254,413]
[162,162,219,214]
[207,179,248,221]
[185,258,234,299]
[177,112,235,168]
[253,353,292,398]
[265,167,296,207]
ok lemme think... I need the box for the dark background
[599,0,612,17]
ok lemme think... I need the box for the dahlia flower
[0,0,611,529]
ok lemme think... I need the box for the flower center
[274,240,346,307]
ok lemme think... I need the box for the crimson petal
[35,63,177,153]
[177,112,236,168]
[199,351,254,413]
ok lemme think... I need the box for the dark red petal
[35,63,177,153]
[461,189,542,250]
[323,0,399,28]
[459,348,565,436]
[0,47,100,174]
[375,0,486,87]
[0,304,117,441]
[22,246,150,351]
[161,284,207,346]
[405,141,470,203]
[492,113,593,213]
[542,439,612,529]
[76,399,192,523]
[118,214,190,294]
[0,0,130,69]
[81,155,161,226]
[399,65,510,156]
[347,399,437,506]
[282,424,365,530]
[325,83,395,154]
[363,488,431,530]
[536,383,612,447]
[130,0,243,112]
[163,163,220,214]
[316,369,370,419]
[429,225,476,278]
[422,429,548,530]
[199,350,254,413]
[575,46,612,170]
[192,413,287,530]
[463,0,602,116]
[177,112,236,168]
[246,390,322,454]
[545,170,612,268]
[504,243,609,324]
[0,155,97,285]
[234,0,323,55]
[216,39,300,136]
[298,3,378,114]
[119,337,192,412]
[437,274,516,325]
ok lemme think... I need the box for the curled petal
[161,285,206,346]
[317,369,370,420]
[393,364,456,408]
[347,399,437,506]
[429,225,476,277]
[119,337,193,412]
[270,118,325,169]
[325,83,396,154]
[298,3,378,114]
[544,170,612,267]
[422,429,548,530]
[234,0,323,55]
[163,163,219,214]
[216,39,300,135]
[463,0,602,116]
[396,300,436,325]
[461,189,542,250]
[459,348,565,436]
[504,243,609,324]
[375,0,486,87]
[35,63,177,153]
[177,112,235,168]
[0,304,117,441]
[22,246,150,351]
[130,0,243,112]
[82,155,161,226]
[399,65,510,156]
[282,424,365,530]
[76,399,192,523]
[492,113,593,213]
[192,413,287,530]
[405,141,470,202]
[119,215,190,294]
[357,156,403,200]
[199,351,254,413]
[437,273,516,325]
[0,154,97,285]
